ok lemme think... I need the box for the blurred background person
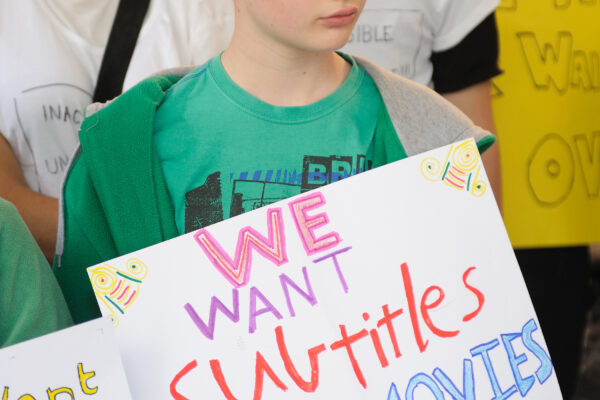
[343,1,592,398]
[343,0,502,208]
[0,0,234,261]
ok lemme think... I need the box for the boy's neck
[221,38,351,107]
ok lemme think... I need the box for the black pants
[515,246,592,400]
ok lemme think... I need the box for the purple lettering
[185,289,240,340]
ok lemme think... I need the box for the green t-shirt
[0,199,72,348]
[154,53,384,234]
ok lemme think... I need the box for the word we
[195,192,341,289]
[2,363,96,400]
[517,32,600,92]
[528,130,600,205]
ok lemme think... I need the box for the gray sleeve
[355,55,495,156]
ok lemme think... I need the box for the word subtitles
[171,262,486,399]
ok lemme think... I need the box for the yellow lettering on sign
[493,1,600,246]
[78,363,98,395]
[574,131,600,197]
[527,133,574,206]
[46,388,73,400]
[517,32,572,92]
[555,0,600,10]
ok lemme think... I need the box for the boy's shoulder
[354,55,494,156]
[84,71,191,120]
[83,59,214,121]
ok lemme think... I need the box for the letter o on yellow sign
[527,133,575,206]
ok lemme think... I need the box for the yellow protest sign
[493,0,600,248]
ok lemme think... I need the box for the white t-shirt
[342,0,500,87]
[0,0,234,197]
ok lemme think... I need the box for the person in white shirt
[0,0,234,260]
[343,0,502,208]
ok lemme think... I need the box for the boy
[53,0,495,323]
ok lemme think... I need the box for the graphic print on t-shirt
[12,83,89,195]
[184,154,372,233]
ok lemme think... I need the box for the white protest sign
[0,318,132,399]
[88,139,562,399]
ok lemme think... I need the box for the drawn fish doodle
[420,141,487,197]
[89,258,148,327]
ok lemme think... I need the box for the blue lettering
[406,373,444,400]
[521,319,553,384]
[470,339,517,400]
[387,382,402,400]
[501,333,535,396]
[433,359,475,400]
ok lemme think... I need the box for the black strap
[93,0,151,103]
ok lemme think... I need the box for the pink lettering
[195,208,288,288]
[289,193,340,256]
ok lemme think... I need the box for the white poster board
[88,139,562,399]
[0,318,132,399]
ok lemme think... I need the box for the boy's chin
[301,35,354,53]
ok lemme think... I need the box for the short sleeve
[431,12,502,93]
[431,0,500,52]
[0,199,73,347]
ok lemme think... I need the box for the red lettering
[377,304,404,358]
[362,312,389,367]
[401,263,429,352]
[170,360,198,400]
[253,351,288,400]
[369,328,389,368]
[330,324,370,388]
[275,326,326,392]
[194,263,485,400]
[462,266,485,322]
[210,359,239,400]
[420,286,459,338]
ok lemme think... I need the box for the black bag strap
[93,0,151,103]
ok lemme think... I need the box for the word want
[518,32,600,92]
[2,363,97,400]
[171,263,486,399]
[185,246,352,339]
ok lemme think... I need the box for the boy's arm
[442,81,502,211]
[432,11,502,211]
[0,134,58,262]
[0,199,72,348]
